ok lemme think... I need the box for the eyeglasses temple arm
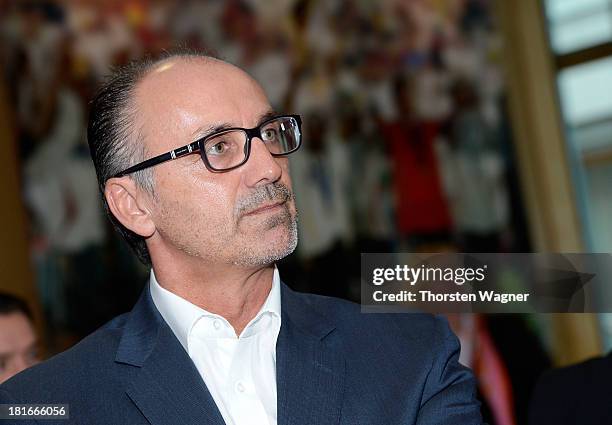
[111,141,201,178]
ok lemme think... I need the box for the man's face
[0,313,38,383]
[134,58,298,266]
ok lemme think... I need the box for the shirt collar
[149,266,281,351]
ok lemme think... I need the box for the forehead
[134,57,271,152]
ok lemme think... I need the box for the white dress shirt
[149,268,282,425]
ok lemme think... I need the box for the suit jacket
[528,352,612,425]
[1,282,483,424]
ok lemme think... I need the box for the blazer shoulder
[0,312,130,401]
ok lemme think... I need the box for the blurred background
[0,0,611,424]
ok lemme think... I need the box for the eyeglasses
[112,114,302,178]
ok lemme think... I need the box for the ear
[104,177,156,238]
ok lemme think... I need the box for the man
[0,292,39,384]
[0,52,483,424]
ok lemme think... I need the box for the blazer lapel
[276,283,346,425]
[116,288,226,425]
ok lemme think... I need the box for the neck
[151,250,275,336]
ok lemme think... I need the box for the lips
[245,200,286,216]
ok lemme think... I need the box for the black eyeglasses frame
[111,114,302,178]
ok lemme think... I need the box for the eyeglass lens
[200,116,300,171]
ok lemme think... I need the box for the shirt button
[236,381,245,393]
[213,320,221,330]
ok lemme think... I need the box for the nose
[243,137,283,187]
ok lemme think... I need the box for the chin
[234,225,298,267]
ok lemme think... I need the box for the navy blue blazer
[1,283,483,424]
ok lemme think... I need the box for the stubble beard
[156,182,299,267]
[232,203,299,267]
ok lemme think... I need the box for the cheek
[197,181,235,211]
[190,173,238,222]
[155,170,238,229]
[281,160,292,183]
[281,161,296,207]
[275,158,293,190]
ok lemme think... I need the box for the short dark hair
[0,292,33,321]
[87,49,216,266]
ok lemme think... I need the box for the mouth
[244,200,287,216]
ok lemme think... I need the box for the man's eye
[207,141,229,155]
[262,128,278,141]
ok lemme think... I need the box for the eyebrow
[190,109,277,141]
